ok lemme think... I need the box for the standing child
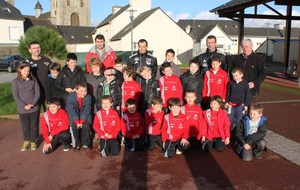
[121,99,145,152]
[162,98,190,158]
[121,67,141,112]
[202,55,229,110]
[12,62,40,151]
[144,96,164,151]
[66,82,92,151]
[159,62,183,113]
[45,62,61,103]
[156,49,181,79]
[113,57,125,82]
[225,68,251,131]
[93,95,121,157]
[41,98,71,154]
[235,104,267,161]
[201,95,230,152]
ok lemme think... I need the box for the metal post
[129,9,134,56]
[266,23,270,63]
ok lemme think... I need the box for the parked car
[0,55,25,72]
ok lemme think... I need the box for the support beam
[283,5,292,73]
[238,10,244,54]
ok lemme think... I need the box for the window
[67,0,70,6]
[81,0,84,7]
[71,13,79,26]
[9,27,20,40]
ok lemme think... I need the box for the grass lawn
[0,83,17,115]
[261,82,300,96]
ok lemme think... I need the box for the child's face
[91,65,100,75]
[126,104,136,114]
[76,86,87,98]
[249,110,262,122]
[189,63,199,75]
[169,105,181,116]
[232,71,243,82]
[162,67,172,77]
[67,59,77,70]
[20,66,30,79]
[185,92,196,105]
[210,100,220,111]
[123,72,132,81]
[101,99,112,111]
[152,103,162,113]
[104,69,115,83]
[50,69,59,79]
[140,70,152,80]
[165,52,174,62]
[114,63,124,72]
[211,61,221,71]
[48,104,60,114]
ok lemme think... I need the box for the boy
[181,90,203,148]
[225,68,251,131]
[137,66,160,114]
[180,59,203,105]
[121,98,145,152]
[144,96,164,151]
[156,49,180,79]
[96,67,122,115]
[201,95,230,152]
[121,67,141,112]
[162,98,190,158]
[113,57,125,82]
[93,95,121,157]
[41,98,71,154]
[56,53,86,102]
[235,104,267,161]
[66,82,92,151]
[159,62,183,113]
[202,56,229,110]
[45,62,62,103]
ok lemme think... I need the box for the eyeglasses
[105,74,114,76]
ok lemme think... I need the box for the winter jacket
[181,104,203,139]
[159,75,183,107]
[226,79,251,107]
[45,75,61,102]
[180,69,203,104]
[140,78,160,113]
[121,111,144,139]
[121,80,141,111]
[144,107,164,135]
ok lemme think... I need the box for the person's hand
[225,103,229,109]
[76,124,82,129]
[65,88,73,93]
[48,135,53,142]
[104,133,112,139]
[162,142,165,149]
[248,82,255,89]
[224,137,230,145]
[244,106,248,112]
[43,143,52,153]
[180,138,190,146]
[24,104,33,110]
[201,136,206,143]
[243,143,251,150]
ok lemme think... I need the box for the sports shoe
[30,142,37,150]
[176,149,182,155]
[21,141,30,151]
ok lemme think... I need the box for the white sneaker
[63,148,70,152]
[176,149,182,155]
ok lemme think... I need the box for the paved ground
[0,71,17,83]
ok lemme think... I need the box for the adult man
[86,34,117,73]
[231,39,266,103]
[127,39,158,80]
[194,35,227,75]
[28,41,52,108]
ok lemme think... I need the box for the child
[159,62,183,113]
[144,96,164,151]
[96,67,122,115]
[202,55,229,110]
[121,66,141,112]
[121,98,145,152]
[113,57,125,82]
[66,82,92,151]
[161,98,190,158]
[93,95,121,157]
[180,59,203,105]
[235,104,267,161]
[41,98,71,154]
[56,53,86,102]
[181,90,203,148]
[45,62,62,103]
[225,68,251,131]
[137,66,160,114]
[12,62,40,151]
[201,95,230,152]
[156,49,181,79]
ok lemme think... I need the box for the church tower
[49,0,90,26]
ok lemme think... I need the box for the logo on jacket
[179,123,183,129]
[202,60,207,68]
[134,57,139,64]
[217,79,222,84]
[130,91,135,96]
[44,62,50,66]
[193,114,198,120]
[111,120,116,126]
[58,122,62,127]
[146,58,152,65]
[172,85,176,91]
[136,121,140,126]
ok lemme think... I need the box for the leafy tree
[19,26,67,59]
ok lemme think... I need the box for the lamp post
[266,23,270,63]
[129,9,134,56]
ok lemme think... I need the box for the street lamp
[129,9,135,56]
[266,23,270,63]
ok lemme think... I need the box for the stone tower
[35,1,43,18]
[5,0,14,6]
[49,0,90,26]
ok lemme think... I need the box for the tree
[19,26,67,60]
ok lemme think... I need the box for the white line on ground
[258,99,300,104]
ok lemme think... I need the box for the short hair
[160,62,172,72]
[241,39,253,47]
[168,97,181,107]
[151,96,163,105]
[189,59,199,67]
[184,90,196,96]
[95,34,105,42]
[231,68,243,75]
[206,35,216,42]
[211,55,222,63]
[66,53,77,61]
[165,48,175,56]
[137,66,151,75]
[114,57,123,65]
[47,98,61,106]
[250,104,263,115]
[138,39,148,46]
[210,95,224,109]
[75,81,87,89]
[126,98,137,107]
[89,57,102,67]
[28,41,40,48]
[101,95,113,104]
[49,62,61,72]
[123,66,136,78]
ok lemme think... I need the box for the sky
[14,0,300,27]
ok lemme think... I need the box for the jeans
[19,111,40,142]
[228,105,244,131]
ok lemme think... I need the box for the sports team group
[12,34,267,161]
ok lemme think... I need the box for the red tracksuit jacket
[161,112,188,142]
[159,75,183,107]
[121,111,144,139]
[144,107,164,135]
[40,109,69,144]
[181,103,203,139]
[93,109,121,139]
[202,68,229,100]
[121,80,141,111]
